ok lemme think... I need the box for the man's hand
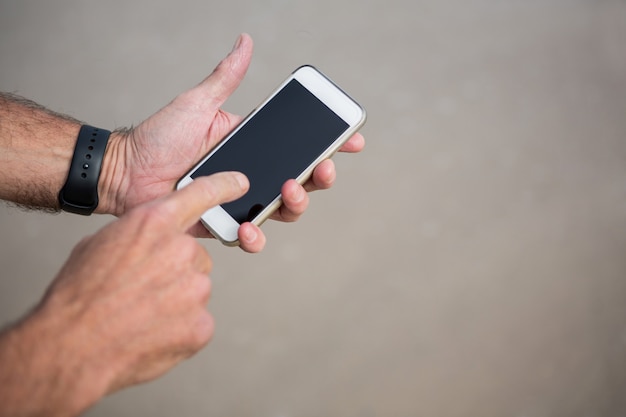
[96,33,365,252]
[0,172,248,417]
[0,33,364,252]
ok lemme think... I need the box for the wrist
[0,308,112,417]
[58,126,113,215]
[94,129,130,216]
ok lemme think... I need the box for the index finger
[162,172,249,232]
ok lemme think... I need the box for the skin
[0,33,365,416]
[100,34,363,251]
[0,174,248,416]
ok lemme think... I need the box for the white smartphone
[177,65,366,246]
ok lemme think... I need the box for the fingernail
[231,34,243,52]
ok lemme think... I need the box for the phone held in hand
[177,65,367,246]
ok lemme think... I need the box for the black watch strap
[58,125,111,215]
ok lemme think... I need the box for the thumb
[197,33,253,110]
[160,172,249,232]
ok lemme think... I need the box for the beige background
[2,0,626,416]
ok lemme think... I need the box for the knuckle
[178,234,199,256]
[188,311,215,350]
[171,292,214,353]
[182,272,212,305]
[71,233,96,253]
[180,237,213,271]
[195,274,213,302]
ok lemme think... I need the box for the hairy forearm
[0,93,81,211]
[0,93,125,214]
[0,310,109,417]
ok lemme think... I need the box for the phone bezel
[177,65,366,246]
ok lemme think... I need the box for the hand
[96,33,365,252]
[0,172,248,417]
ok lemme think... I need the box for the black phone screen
[191,79,350,224]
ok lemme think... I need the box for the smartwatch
[58,125,111,215]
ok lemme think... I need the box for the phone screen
[191,79,350,224]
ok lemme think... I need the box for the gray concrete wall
[1,0,626,415]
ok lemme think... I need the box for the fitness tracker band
[58,125,111,215]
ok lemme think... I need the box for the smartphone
[177,65,366,246]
